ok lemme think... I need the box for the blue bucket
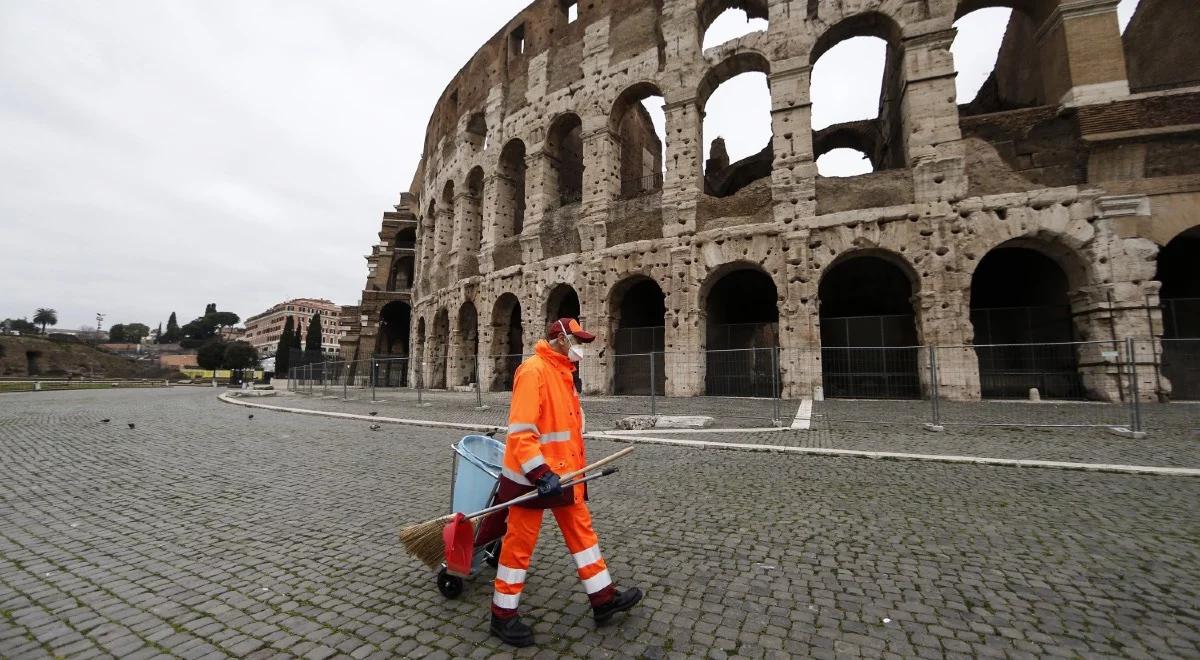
[451,435,505,515]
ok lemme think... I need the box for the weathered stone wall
[335,0,1200,402]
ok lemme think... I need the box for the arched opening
[457,302,480,387]
[547,113,584,208]
[970,246,1082,399]
[954,5,1046,114]
[700,54,773,198]
[611,84,667,199]
[498,140,527,239]
[817,149,874,177]
[1156,227,1200,400]
[431,308,450,389]
[700,2,768,50]
[703,266,779,396]
[387,256,415,292]
[466,112,488,151]
[376,301,411,387]
[610,277,666,395]
[810,13,904,172]
[818,255,920,399]
[394,227,416,251]
[491,294,524,391]
[545,284,581,322]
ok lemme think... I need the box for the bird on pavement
[369,424,381,431]
[368,411,379,416]
[248,414,254,420]
[100,419,110,424]
[128,423,135,429]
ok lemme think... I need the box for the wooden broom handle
[560,446,634,481]
[463,446,635,520]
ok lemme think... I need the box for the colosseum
[337,0,1199,405]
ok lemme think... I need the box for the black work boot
[593,587,643,625]
[490,613,535,647]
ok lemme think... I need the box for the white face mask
[568,343,584,363]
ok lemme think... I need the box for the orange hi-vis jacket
[498,339,587,509]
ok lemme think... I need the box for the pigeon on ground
[100,419,110,424]
[128,423,135,429]
[368,411,379,416]
[248,414,254,420]
[369,424,381,431]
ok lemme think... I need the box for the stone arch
[460,167,485,275]
[490,293,524,391]
[609,275,667,395]
[698,0,768,38]
[1155,225,1200,400]
[817,250,921,399]
[465,111,487,151]
[394,227,416,250]
[969,239,1085,399]
[699,261,780,396]
[610,82,667,199]
[809,11,903,65]
[387,256,415,292]
[954,1,1048,112]
[497,139,527,239]
[376,301,411,387]
[546,112,584,208]
[456,301,480,387]
[545,283,581,323]
[697,52,773,198]
[966,230,1093,293]
[430,307,450,389]
[813,124,881,170]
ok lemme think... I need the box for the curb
[217,394,1200,478]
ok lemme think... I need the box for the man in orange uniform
[488,318,642,647]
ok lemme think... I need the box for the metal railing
[282,339,1198,433]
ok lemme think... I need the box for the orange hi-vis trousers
[491,501,616,618]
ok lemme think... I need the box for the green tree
[109,324,127,342]
[305,313,323,354]
[276,316,294,375]
[124,323,151,343]
[210,311,240,329]
[223,341,260,369]
[33,308,58,334]
[155,323,163,341]
[205,303,216,315]
[162,312,181,343]
[196,338,227,370]
[3,318,38,334]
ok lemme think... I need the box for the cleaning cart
[437,434,506,598]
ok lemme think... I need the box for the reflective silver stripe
[572,544,602,569]
[581,569,612,594]
[496,564,526,584]
[520,454,545,474]
[502,467,532,485]
[493,591,520,609]
[540,431,572,444]
[508,423,540,436]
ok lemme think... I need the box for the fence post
[1126,337,1142,434]
[649,352,657,417]
[417,362,423,405]
[371,358,378,402]
[771,347,780,426]
[929,345,942,428]
[474,356,483,409]
[343,362,348,400]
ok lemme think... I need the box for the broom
[400,446,634,568]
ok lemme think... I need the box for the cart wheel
[437,568,464,599]
[485,540,502,568]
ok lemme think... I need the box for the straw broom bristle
[399,515,451,569]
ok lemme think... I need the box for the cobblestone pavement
[2,388,1199,659]
[272,390,1200,468]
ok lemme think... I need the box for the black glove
[535,472,563,498]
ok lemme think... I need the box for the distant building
[242,298,344,359]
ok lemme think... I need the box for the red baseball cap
[547,318,595,343]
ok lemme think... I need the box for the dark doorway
[26,351,42,376]
[492,294,524,391]
[612,278,666,395]
[1157,228,1200,400]
[458,302,479,387]
[819,255,920,399]
[431,309,450,389]
[704,267,779,396]
[970,247,1082,398]
[376,301,411,387]
[546,284,581,322]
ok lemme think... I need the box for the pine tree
[163,312,180,343]
[205,303,216,315]
[276,316,294,375]
[305,312,323,354]
[290,316,302,353]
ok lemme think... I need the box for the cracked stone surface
[1,388,1199,659]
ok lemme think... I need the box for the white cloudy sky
[0,1,1141,332]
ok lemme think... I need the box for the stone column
[912,286,982,401]
[580,126,619,252]
[1035,0,1130,106]
[664,246,702,396]
[781,234,821,399]
[477,318,496,393]
[768,63,818,223]
[661,99,702,238]
[435,205,454,290]
[900,29,968,203]
[520,149,548,263]
[479,173,499,274]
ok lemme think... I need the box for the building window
[562,0,578,24]
[509,24,526,60]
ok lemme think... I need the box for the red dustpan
[443,513,475,577]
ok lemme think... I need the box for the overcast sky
[0,1,1141,332]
